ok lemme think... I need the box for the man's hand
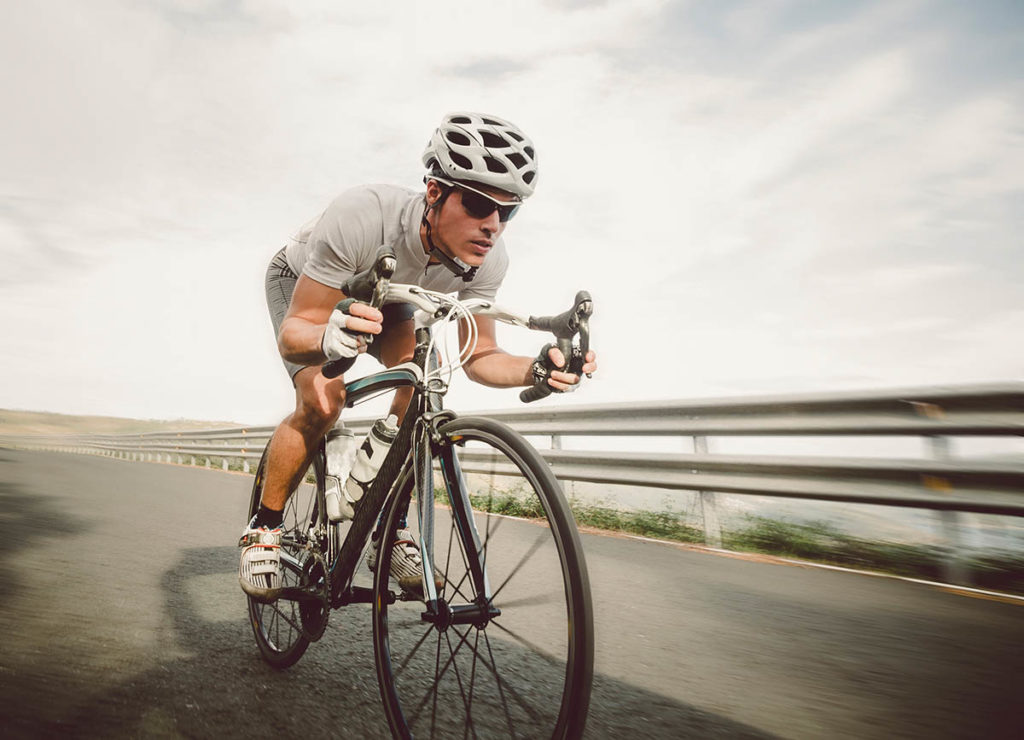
[321,301,383,361]
[531,344,598,393]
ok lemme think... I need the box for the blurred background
[2,0,1021,424]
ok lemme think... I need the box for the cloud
[1,0,1022,420]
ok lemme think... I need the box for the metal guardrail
[3,383,1022,584]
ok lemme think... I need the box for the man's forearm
[464,350,533,388]
[278,317,328,365]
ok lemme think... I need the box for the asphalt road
[0,448,1021,738]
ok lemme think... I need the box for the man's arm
[277,274,383,365]
[460,316,597,391]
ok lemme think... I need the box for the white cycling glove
[321,306,363,361]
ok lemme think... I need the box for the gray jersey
[284,184,509,302]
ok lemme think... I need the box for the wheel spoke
[395,621,437,677]
[482,631,524,735]
[431,631,441,738]
[464,629,480,740]
[444,629,475,736]
[262,598,304,637]
[488,620,565,669]
[443,515,475,604]
[488,529,549,604]
[444,513,456,600]
[408,624,474,724]
[492,591,561,610]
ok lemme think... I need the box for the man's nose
[480,209,500,234]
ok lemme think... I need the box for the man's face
[428,180,517,267]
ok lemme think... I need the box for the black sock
[255,504,284,529]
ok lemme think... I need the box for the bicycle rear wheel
[245,441,327,669]
[373,416,594,739]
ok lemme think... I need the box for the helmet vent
[507,131,524,142]
[484,157,508,173]
[449,151,473,169]
[507,152,527,168]
[481,131,510,149]
[445,130,472,146]
[450,116,472,124]
[524,146,535,158]
[481,117,503,126]
[523,170,536,184]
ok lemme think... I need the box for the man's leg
[377,314,417,422]
[241,362,348,599]
[260,366,347,513]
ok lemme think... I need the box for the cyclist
[240,112,598,599]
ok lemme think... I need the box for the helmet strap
[421,189,478,282]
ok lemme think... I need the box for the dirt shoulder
[0,409,244,437]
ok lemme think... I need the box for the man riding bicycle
[240,112,599,599]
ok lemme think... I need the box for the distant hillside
[0,409,245,437]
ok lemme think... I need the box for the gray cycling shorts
[265,247,414,383]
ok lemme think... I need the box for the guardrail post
[693,436,723,548]
[929,436,970,586]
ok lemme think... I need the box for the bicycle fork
[414,418,501,629]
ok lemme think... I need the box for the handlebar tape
[322,355,357,379]
[519,382,554,404]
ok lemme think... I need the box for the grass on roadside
[724,516,1024,595]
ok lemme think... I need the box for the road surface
[0,449,1020,738]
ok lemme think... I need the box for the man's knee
[292,369,346,436]
[379,320,416,367]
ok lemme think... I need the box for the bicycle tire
[245,441,327,669]
[372,416,594,739]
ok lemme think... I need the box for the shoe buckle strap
[239,531,281,548]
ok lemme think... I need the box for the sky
[2,0,1022,425]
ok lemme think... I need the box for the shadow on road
[8,542,777,738]
[0,456,86,600]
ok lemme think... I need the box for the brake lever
[520,290,594,403]
[572,291,593,378]
[341,245,396,306]
[545,290,592,374]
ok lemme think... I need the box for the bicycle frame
[302,278,587,617]
[319,321,494,619]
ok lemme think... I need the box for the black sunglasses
[452,184,521,223]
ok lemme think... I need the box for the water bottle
[344,414,399,509]
[324,423,360,522]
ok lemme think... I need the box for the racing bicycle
[244,245,595,739]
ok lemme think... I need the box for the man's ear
[425,179,443,205]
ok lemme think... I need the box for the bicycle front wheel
[373,416,594,739]
[245,441,327,669]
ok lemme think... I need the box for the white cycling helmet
[422,112,538,199]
